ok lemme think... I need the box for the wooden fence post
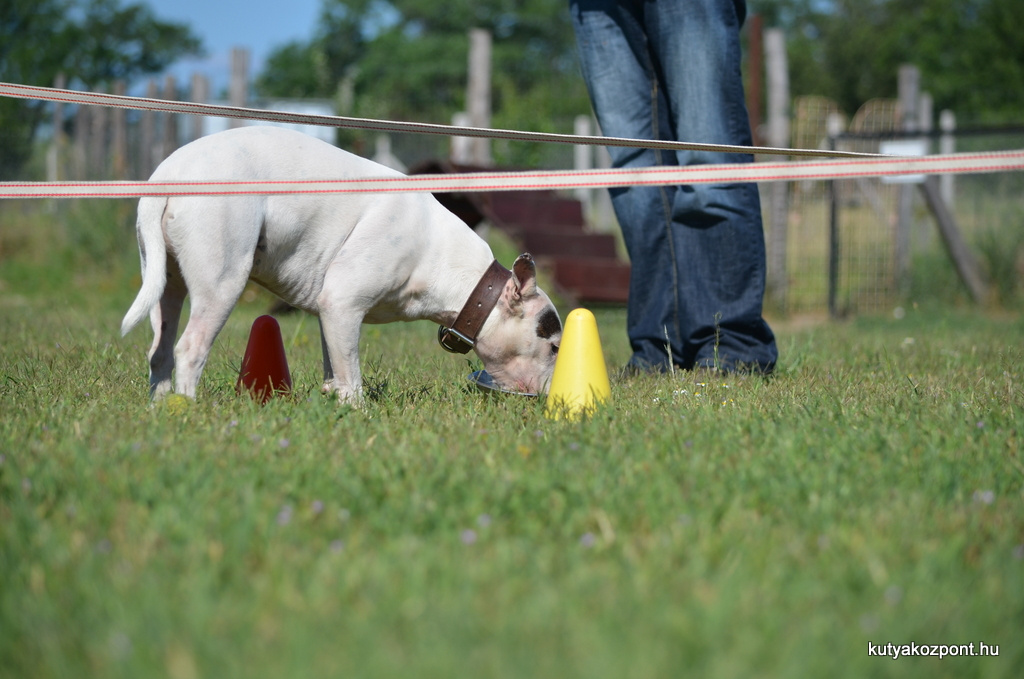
[466,28,492,166]
[450,111,472,164]
[895,64,920,294]
[73,99,89,179]
[190,73,209,143]
[111,81,127,178]
[918,177,989,304]
[827,112,844,318]
[939,110,956,207]
[230,47,249,128]
[161,75,178,161]
[49,73,67,182]
[89,84,108,178]
[140,79,158,177]
[763,27,790,311]
[916,92,934,250]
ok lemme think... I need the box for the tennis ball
[161,393,192,416]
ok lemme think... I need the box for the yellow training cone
[545,308,611,420]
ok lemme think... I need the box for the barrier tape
[3,81,1023,199]
[2,80,879,159]
[4,149,1024,199]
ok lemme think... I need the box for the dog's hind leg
[172,267,250,399]
[167,198,262,399]
[319,319,335,392]
[148,258,187,399]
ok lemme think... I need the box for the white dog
[120,126,562,402]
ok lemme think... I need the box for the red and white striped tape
[2,81,1023,199]
[3,150,1023,199]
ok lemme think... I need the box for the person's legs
[570,0,681,371]
[644,0,777,372]
[571,0,776,373]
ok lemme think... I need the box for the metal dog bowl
[468,370,538,398]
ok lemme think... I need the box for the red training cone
[236,315,292,404]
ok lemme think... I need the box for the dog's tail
[120,197,169,337]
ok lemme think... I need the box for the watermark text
[868,642,999,659]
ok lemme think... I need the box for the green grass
[2,202,1023,678]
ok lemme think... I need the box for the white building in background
[199,99,337,143]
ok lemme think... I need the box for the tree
[256,0,590,165]
[750,0,1024,123]
[0,0,201,179]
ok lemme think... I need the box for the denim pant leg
[570,0,777,373]
[570,0,683,370]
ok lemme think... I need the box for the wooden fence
[48,48,250,183]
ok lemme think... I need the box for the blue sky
[141,0,323,92]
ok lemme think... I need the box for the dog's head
[475,254,562,395]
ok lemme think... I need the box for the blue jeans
[570,0,777,373]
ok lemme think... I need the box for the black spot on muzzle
[536,308,561,339]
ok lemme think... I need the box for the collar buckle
[435,259,511,355]
[437,326,475,354]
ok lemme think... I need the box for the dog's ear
[512,253,538,297]
[499,253,538,315]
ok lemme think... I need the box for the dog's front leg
[317,307,364,404]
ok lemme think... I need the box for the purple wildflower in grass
[276,504,293,526]
[311,500,325,514]
[461,529,478,545]
[1013,545,1024,560]
[580,532,596,548]
[477,514,492,528]
[330,539,345,553]
[108,631,132,659]
[973,489,995,505]
[279,438,290,448]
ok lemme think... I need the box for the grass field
[1,201,1023,678]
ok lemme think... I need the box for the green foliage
[255,0,1024,165]
[257,40,335,100]
[0,0,201,179]
[60,0,204,83]
[256,0,591,165]
[975,223,1024,307]
[751,0,1024,122]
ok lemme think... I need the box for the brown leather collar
[437,259,511,354]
